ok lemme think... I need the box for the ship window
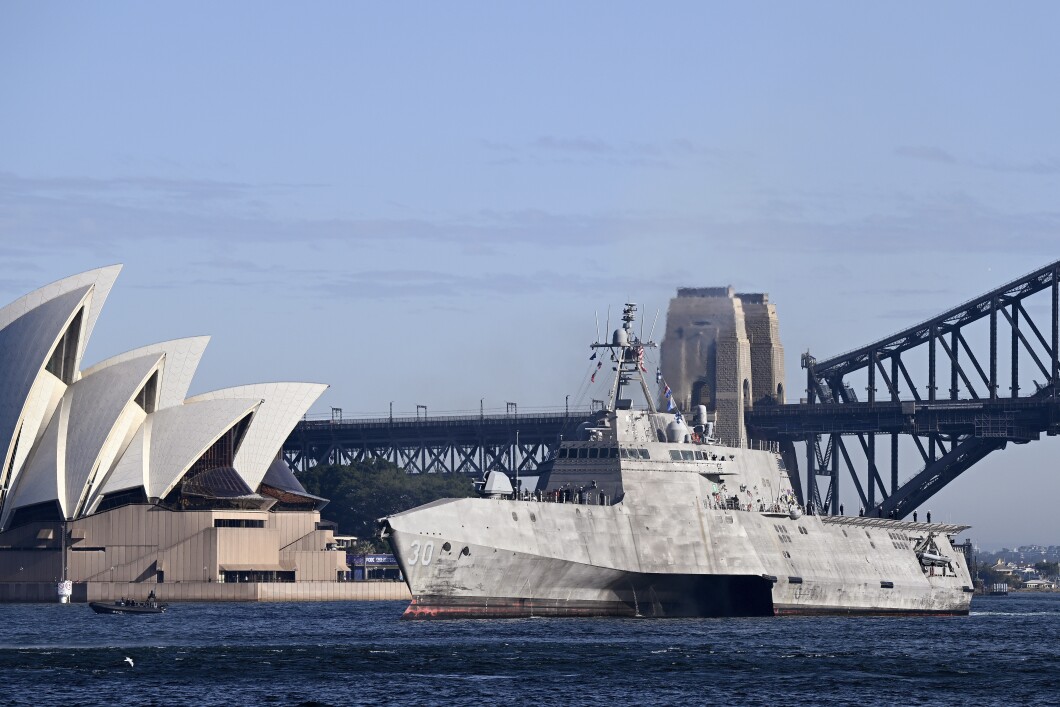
[442,542,452,552]
[609,448,619,458]
[588,448,599,459]
[529,513,537,522]
[512,512,518,521]
[558,449,569,459]
[681,450,694,461]
[576,448,587,459]
[638,449,650,459]
[619,448,629,459]
[669,450,682,461]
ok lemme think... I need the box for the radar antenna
[590,303,658,413]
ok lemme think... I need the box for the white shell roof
[0,398,65,528]
[97,422,147,497]
[0,287,92,478]
[0,266,333,527]
[0,265,120,369]
[145,397,262,499]
[186,383,327,490]
[82,336,210,410]
[3,353,163,519]
[62,353,163,515]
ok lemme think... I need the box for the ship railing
[508,488,614,506]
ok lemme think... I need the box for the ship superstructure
[381,304,973,618]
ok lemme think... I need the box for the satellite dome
[666,419,689,443]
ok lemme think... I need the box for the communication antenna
[595,310,601,344]
[647,308,660,343]
[604,305,610,343]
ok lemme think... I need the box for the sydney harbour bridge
[283,259,1060,520]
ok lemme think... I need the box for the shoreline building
[0,267,400,602]
[659,288,785,448]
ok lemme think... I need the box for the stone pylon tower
[659,288,784,448]
[739,293,786,407]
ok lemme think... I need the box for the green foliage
[297,460,476,550]
[977,564,1012,588]
[1034,561,1059,577]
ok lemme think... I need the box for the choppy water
[0,594,1056,706]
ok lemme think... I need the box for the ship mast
[591,303,658,413]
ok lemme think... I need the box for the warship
[381,304,974,618]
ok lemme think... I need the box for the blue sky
[2,3,1059,548]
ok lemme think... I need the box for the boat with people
[89,595,168,615]
[381,303,975,619]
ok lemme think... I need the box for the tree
[1033,561,1059,578]
[297,460,477,550]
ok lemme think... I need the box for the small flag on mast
[589,352,597,361]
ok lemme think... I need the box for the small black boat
[89,599,167,615]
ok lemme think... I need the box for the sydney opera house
[0,266,391,602]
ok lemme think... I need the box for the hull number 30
[408,541,434,566]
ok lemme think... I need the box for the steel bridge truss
[749,260,1060,518]
[283,412,593,478]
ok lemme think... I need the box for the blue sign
[350,553,397,566]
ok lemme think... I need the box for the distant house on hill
[1023,579,1056,590]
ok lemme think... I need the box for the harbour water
[1,593,1056,706]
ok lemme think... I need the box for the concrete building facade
[659,288,785,447]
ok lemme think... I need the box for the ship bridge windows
[620,448,649,460]
[558,446,620,459]
[668,450,696,461]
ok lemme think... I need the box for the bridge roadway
[283,411,595,476]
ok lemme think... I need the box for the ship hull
[403,596,969,620]
[401,572,775,619]
[383,493,974,620]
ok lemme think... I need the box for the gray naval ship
[381,304,974,619]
